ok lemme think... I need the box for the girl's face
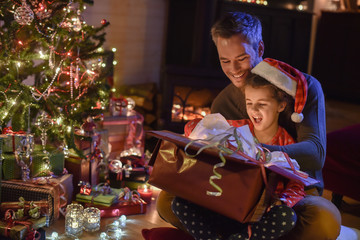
[245,85,286,133]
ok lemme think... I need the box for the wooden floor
[44,99,360,239]
[45,187,171,239]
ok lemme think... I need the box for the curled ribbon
[184,127,306,197]
[184,128,237,197]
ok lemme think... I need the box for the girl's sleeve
[184,118,203,137]
[277,180,306,208]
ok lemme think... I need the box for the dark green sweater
[211,73,326,194]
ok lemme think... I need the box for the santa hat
[251,58,308,123]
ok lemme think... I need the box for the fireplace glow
[171,103,211,122]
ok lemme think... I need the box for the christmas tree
[0,0,112,151]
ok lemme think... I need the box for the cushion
[142,227,194,240]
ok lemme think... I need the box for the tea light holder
[83,207,101,232]
[65,203,84,237]
[137,184,153,203]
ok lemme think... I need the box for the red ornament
[101,19,107,25]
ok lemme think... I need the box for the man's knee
[156,190,187,232]
[280,195,341,240]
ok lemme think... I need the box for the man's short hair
[211,12,263,52]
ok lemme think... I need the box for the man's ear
[258,40,264,58]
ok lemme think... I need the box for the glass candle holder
[137,184,153,203]
[65,203,84,237]
[83,207,101,232]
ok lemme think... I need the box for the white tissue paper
[188,113,258,159]
[188,113,301,170]
[265,151,300,170]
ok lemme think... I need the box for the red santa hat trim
[251,58,308,123]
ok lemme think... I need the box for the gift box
[2,127,33,153]
[0,174,73,224]
[85,198,147,218]
[1,145,64,180]
[109,97,128,116]
[65,151,99,198]
[0,216,47,240]
[75,186,123,207]
[147,130,319,223]
[109,166,149,189]
[101,111,144,159]
[74,130,100,154]
[0,198,49,219]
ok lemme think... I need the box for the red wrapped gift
[85,198,147,218]
[147,130,319,223]
[65,151,99,197]
[101,111,144,159]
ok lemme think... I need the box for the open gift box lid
[147,130,319,188]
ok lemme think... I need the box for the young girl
[172,59,307,240]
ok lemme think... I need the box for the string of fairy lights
[0,0,118,138]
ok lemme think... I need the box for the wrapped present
[101,111,144,159]
[0,215,47,240]
[74,129,100,154]
[75,184,124,207]
[2,127,34,153]
[0,174,72,224]
[109,166,149,189]
[109,96,128,116]
[2,145,65,180]
[65,151,99,198]
[147,130,319,223]
[0,197,49,219]
[85,190,147,218]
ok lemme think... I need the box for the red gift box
[85,198,147,218]
[65,152,99,198]
[101,111,145,159]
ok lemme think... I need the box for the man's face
[216,34,262,88]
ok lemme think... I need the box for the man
[157,12,341,240]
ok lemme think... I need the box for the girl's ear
[278,101,286,113]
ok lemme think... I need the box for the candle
[83,207,101,232]
[65,203,84,237]
[137,184,153,203]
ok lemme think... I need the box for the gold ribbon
[184,127,244,197]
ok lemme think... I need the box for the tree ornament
[72,17,82,32]
[101,19,107,25]
[14,0,35,25]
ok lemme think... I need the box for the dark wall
[164,0,313,73]
[312,11,360,103]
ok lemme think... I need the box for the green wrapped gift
[75,186,123,207]
[0,216,47,240]
[2,145,64,180]
[31,145,64,177]
[1,128,33,153]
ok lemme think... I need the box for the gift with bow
[0,197,49,220]
[75,182,124,207]
[84,187,147,218]
[0,209,47,240]
[147,114,319,223]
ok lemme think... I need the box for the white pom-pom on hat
[251,58,308,123]
[291,112,304,123]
